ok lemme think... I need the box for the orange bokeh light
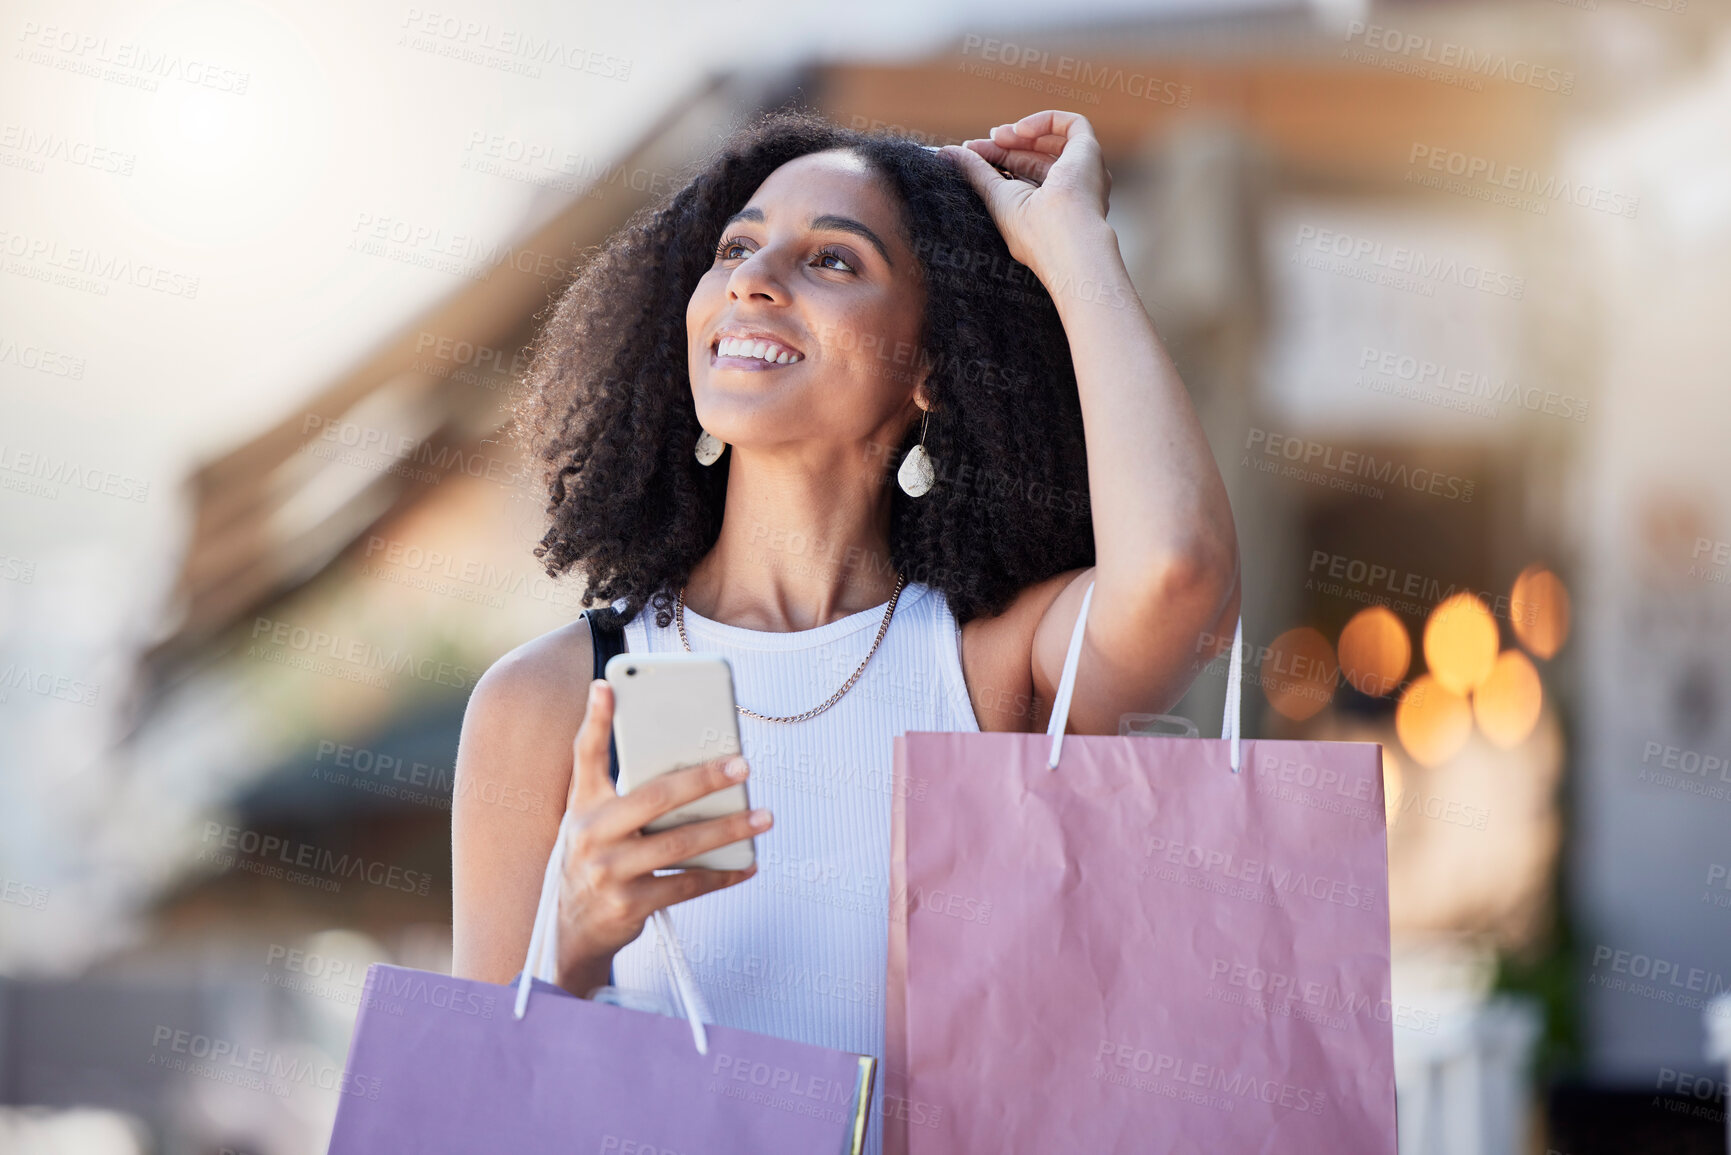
[1260,626,1337,721]
[1423,593,1499,696]
[1473,649,1544,748]
[1510,565,1571,659]
[1395,673,1473,768]
[1338,607,1411,697]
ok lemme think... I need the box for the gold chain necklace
[675,572,908,723]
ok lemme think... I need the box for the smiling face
[686,148,929,455]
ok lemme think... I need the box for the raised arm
[941,111,1240,736]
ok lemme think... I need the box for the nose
[725,245,788,304]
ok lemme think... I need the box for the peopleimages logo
[958,34,1191,106]
[0,334,87,378]
[1406,143,1640,218]
[1306,549,1539,629]
[300,412,530,491]
[1357,345,1588,422]
[705,1052,858,1126]
[1692,537,1731,587]
[0,124,136,176]
[345,212,579,283]
[397,8,632,81]
[248,615,475,690]
[709,1054,858,1104]
[1093,1040,1328,1115]
[1205,957,1440,1035]
[1142,834,1379,912]
[412,329,530,377]
[359,533,582,613]
[1587,944,1726,1009]
[1243,428,1475,503]
[1343,21,1574,94]
[264,943,366,988]
[200,822,432,896]
[148,1026,379,1099]
[0,443,149,502]
[0,227,201,297]
[1637,739,1731,804]
[0,878,49,910]
[0,661,99,707]
[15,23,252,94]
[1255,753,1377,803]
[1642,740,1729,779]
[375,970,495,1017]
[1702,864,1731,910]
[1291,224,1526,298]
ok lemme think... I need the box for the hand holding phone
[604,652,755,871]
[551,678,770,997]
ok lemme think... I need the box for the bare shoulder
[454,614,598,824]
[957,568,1088,733]
[465,614,595,737]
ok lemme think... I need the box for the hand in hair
[935,110,1114,278]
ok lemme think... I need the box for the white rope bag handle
[1044,579,1245,772]
[513,812,714,1054]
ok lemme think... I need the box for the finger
[1003,110,1100,153]
[587,752,752,845]
[961,137,1053,183]
[569,678,616,810]
[611,804,771,878]
[938,143,1035,208]
[630,863,759,914]
[937,141,1002,197]
[994,112,1103,184]
[986,126,1063,160]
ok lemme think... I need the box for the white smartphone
[604,651,755,871]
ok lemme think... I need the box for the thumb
[570,677,616,810]
[937,144,1008,204]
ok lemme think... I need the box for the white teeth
[716,336,802,364]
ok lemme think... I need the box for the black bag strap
[583,606,627,786]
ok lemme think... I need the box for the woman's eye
[713,237,855,274]
[814,246,855,273]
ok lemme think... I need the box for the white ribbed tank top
[608,580,979,1155]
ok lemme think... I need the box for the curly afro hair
[515,105,1095,629]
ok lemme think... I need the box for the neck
[682,442,903,632]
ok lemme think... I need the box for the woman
[452,106,1239,1142]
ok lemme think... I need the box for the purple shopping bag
[885,581,1398,1154]
[328,815,876,1153]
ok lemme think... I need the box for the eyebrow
[720,206,894,268]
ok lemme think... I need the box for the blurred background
[2,0,1729,1151]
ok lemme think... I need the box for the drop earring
[694,428,726,466]
[897,407,935,497]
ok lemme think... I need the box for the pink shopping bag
[885,581,1398,1154]
[327,812,877,1153]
